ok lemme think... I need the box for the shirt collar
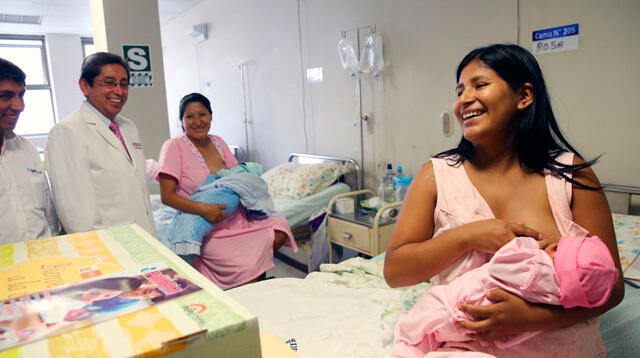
[83,100,115,127]
[0,131,16,156]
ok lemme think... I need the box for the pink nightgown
[157,133,296,289]
[396,152,603,357]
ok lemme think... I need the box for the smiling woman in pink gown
[383,44,624,357]
[157,93,296,289]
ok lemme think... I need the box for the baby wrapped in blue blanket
[156,162,279,256]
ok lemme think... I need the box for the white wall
[161,0,305,167]
[520,0,640,186]
[161,0,640,188]
[45,34,85,121]
[301,0,516,189]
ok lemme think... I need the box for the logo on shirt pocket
[27,168,44,175]
[132,142,143,150]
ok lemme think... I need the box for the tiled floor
[266,258,307,279]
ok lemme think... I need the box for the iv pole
[239,61,250,161]
[340,24,375,190]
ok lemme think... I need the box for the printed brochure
[0,265,201,350]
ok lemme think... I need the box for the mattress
[272,182,350,228]
[229,257,428,358]
[229,277,412,358]
[612,213,640,271]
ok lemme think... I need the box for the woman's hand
[457,288,543,342]
[197,203,228,223]
[461,219,543,254]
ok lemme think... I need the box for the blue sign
[532,24,579,41]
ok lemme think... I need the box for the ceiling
[0,0,202,36]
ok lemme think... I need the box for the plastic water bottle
[395,166,404,194]
[383,163,396,202]
[395,176,413,202]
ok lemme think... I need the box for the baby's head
[553,236,618,308]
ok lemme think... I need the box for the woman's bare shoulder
[417,159,437,184]
[571,154,601,188]
[408,160,438,203]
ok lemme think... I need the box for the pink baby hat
[554,236,618,308]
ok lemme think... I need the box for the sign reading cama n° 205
[531,24,579,55]
[123,45,153,87]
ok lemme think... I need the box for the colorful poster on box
[0,266,202,350]
[0,224,260,358]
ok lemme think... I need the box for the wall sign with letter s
[122,44,154,87]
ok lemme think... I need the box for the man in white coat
[46,52,156,235]
[0,58,59,244]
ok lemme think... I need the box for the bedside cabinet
[326,190,402,263]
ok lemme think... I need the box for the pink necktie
[109,121,131,160]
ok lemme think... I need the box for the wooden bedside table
[326,190,402,263]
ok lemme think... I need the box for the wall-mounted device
[441,111,454,137]
[188,23,208,42]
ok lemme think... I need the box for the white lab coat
[0,132,59,244]
[45,102,156,236]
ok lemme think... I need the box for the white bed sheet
[273,182,350,228]
[228,258,429,358]
[229,278,400,358]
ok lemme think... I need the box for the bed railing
[228,145,245,162]
[603,184,640,215]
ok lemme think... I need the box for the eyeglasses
[94,78,130,89]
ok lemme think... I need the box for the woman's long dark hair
[435,44,599,189]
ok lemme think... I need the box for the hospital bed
[228,185,640,358]
[270,153,360,272]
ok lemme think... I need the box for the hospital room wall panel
[160,0,639,188]
[301,0,516,189]
[159,28,200,136]
[44,34,85,123]
[519,0,640,187]
[160,0,307,170]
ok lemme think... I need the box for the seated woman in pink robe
[157,92,296,289]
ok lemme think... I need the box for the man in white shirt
[0,58,59,244]
[46,52,156,235]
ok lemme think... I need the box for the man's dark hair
[0,57,26,85]
[80,52,130,85]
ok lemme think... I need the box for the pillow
[262,162,350,199]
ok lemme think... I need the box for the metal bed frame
[287,153,361,191]
[603,184,640,214]
[274,153,361,272]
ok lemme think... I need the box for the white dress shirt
[0,132,59,244]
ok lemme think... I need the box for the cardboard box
[0,224,261,357]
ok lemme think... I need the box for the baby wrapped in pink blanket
[393,235,618,357]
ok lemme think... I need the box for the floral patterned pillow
[262,162,350,199]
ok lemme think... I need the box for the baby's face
[543,241,559,259]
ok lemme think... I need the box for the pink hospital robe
[157,133,296,289]
[393,236,563,357]
[399,152,603,358]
